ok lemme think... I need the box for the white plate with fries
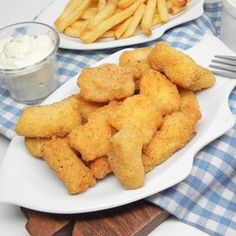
[37,0,204,50]
[0,35,235,214]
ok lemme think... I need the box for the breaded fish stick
[119,48,152,72]
[25,137,50,159]
[108,95,163,145]
[42,137,96,195]
[148,42,200,89]
[119,48,152,90]
[140,69,180,115]
[108,127,144,189]
[143,90,201,172]
[143,112,195,172]
[88,156,112,179]
[73,94,104,122]
[189,67,216,91]
[77,64,135,103]
[68,103,118,161]
[15,97,81,137]
[178,89,202,125]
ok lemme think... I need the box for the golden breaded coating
[189,67,216,91]
[77,64,135,102]
[119,48,152,88]
[87,100,120,122]
[24,137,50,159]
[108,95,163,145]
[73,94,104,122]
[68,103,118,161]
[108,127,144,189]
[142,112,196,172]
[178,89,202,124]
[119,48,152,65]
[120,59,150,79]
[143,90,201,172]
[88,156,111,179]
[42,137,96,195]
[15,97,81,137]
[148,42,200,89]
[140,69,180,115]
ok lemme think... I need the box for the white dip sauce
[0,34,58,104]
[0,34,53,69]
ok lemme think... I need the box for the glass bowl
[220,0,236,52]
[0,22,60,104]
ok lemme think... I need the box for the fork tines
[209,55,236,79]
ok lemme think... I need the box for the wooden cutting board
[22,200,169,236]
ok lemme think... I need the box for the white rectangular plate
[37,0,204,50]
[0,35,235,214]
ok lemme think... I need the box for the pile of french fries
[55,0,190,44]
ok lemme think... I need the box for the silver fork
[209,55,236,79]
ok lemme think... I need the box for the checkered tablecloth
[1,0,235,235]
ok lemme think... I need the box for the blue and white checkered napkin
[0,0,235,235]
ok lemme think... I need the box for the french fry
[64,20,89,38]
[122,4,145,38]
[118,0,137,9]
[56,0,190,43]
[141,0,157,35]
[55,0,91,32]
[54,0,82,32]
[81,0,144,43]
[81,7,98,20]
[152,13,161,26]
[98,0,106,11]
[87,0,119,30]
[100,30,115,38]
[166,0,173,12]
[114,17,133,39]
[169,5,187,15]
[170,0,187,7]
[157,0,169,23]
[111,22,122,30]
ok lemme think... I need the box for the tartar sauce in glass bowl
[0,22,60,105]
[0,34,53,69]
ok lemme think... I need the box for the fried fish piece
[15,96,81,137]
[108,95,163,145]
[119,48,152,87]
[68,103,119,162]
[142,112,195,172]
[178,89,202,125]
[42,137,96,195]
[73,94,104,122]
[189,66,216,91]
[148,42,200,89]
[108,126,144,189]
[88,156,112,179]
[24,137,51,159]
[140,69,180,115]
[143,90,201,172]
[77,64,135,102]
[119,48,152,66]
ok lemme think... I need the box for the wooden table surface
[22,200,169,236]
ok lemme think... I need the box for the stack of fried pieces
[15,42,215,194]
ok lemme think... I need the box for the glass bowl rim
[0,21,60,73]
